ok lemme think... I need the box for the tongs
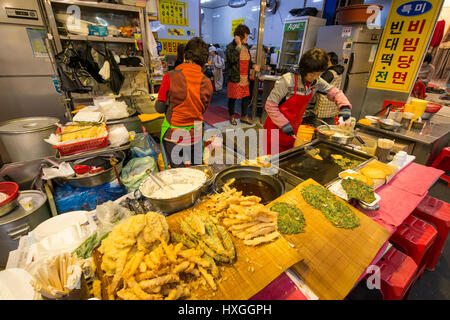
[145,169,174,191]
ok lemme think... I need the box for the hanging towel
[431,20,446,47]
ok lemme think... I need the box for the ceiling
[200,0,257,9]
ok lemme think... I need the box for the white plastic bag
[108,124,130,147]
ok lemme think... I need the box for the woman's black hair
[328,52,339,66]
[298,48,330,77]
[234,24,251,39]
[424,52,433,64]
[176,44,185,62]
[184,37,209,66]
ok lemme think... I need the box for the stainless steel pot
[214,165,285,204]
[0,117,59,163]
[54,151,125,188]
[136,168,206,215]
[317,125,354,145]
[0,190,52,268]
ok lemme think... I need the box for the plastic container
[403,104,415,114]
[0,182,19,207]
[425,102,443,114]
[336,4,383,24]
[410,98,428,120]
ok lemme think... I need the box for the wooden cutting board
[165,200,304,300]
[267,179,391,300]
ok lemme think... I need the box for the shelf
[119,66,147,72]
[60,34,135,43]
[49,0,141,12]
[148,16,159,21]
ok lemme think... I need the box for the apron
[160,117,204,169]
[263,74,314,155]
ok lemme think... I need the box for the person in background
[263,48,352,155]
[214,43,225,61]
[174,44,185,68]
[417,52,435,87]
[225,24,259,125]
[208,46,225,91]
[312,52,345,126]
[156,37,213,169]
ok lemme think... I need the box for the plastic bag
[130,133,160,160]
[54,180,127,213]
[108,124,130,147]
[120,156,158,192]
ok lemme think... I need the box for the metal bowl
[0,198,18,217]
[214,165,285,204]
[136,168,207,215]
[54,151,125,188]
[317,125,354,145]
[379,120,401,131]
[190,165,216,194]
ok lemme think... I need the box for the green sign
[284,22,305,32]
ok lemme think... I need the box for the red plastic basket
[53,126,109,157]
[0,182,19,207]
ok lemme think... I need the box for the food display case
[277,16,326,73]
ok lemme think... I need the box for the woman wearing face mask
[225,24,259,125]
[263,48,352,155]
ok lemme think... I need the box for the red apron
[263,74,313,155]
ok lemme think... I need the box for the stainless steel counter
[356,114,450,165]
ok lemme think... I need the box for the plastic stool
[412,196,450,271]
[389,215,437,278]
[430,146,450,187]
[375,246,418,300]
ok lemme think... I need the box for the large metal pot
[54,151,126,188]
[214,165,285,204]
[136,168,207,215]
[0,117,59,163]
[0,190,52,268]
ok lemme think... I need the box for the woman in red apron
[263,48,353,155]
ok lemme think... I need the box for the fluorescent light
[212,14,221,18]
[251,6,259,11]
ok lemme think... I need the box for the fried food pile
[60,123,107,142]
[98,211,169,294]
[171,211,235,278]
[205,179,280,246]
[97,211,219,300]
[340,172,374,186]
[341,178,376,204]
[358,161,394,180]
[113,238,217,300]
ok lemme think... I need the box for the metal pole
[251,0,267,123]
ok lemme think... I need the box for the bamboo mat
[166,200,304,300]
[269,179,391,300]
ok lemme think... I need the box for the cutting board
[165,200,304,300]
[268,179,391,300]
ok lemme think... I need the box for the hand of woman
[234,35,242,47]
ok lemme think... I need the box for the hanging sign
[367,0,444,92]
[231,18,245,37]
[167,28,185,36]
[159,0,189,27]
[159,38,188,55]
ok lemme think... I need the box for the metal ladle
[145,169,174,191]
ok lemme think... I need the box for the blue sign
[396,1,432,16]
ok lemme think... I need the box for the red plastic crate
[53,126,109,157]
[389,215,437,277]
[412,196,450,271]
[375,246,418,300]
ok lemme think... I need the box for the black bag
[55,46,93,93]
[104,47,124,95]
[289,7,319,17]
[81,42,106,83]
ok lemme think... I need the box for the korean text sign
[367,0,443,92]
[159,39,188,55]
[159,0,189,27]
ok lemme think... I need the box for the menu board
[367,0,443,92]
[159,38,188,55]
[159,0,189,26]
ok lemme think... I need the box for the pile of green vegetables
[271,202,306,234]
[301,184,360,229]
[341,178,376,204]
